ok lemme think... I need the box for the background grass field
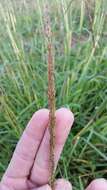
[0,0,107,189]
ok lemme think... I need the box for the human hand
[0,108,74,190]
[0,108,107,190]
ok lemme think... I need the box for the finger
[2,109,49,180]
[0,183,12,190]
[30,108,74,185]
[55,179,72,190]
[86,178,107,190]
[34,184,51,190]
[30,179,72,190]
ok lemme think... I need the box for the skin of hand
[0,108,107,190]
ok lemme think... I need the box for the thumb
[86,178,107,190]
[55,179,72,190]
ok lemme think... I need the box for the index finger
[2,109,49,179]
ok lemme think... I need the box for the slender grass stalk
[85,0,95,48]
[43,4,56,190]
